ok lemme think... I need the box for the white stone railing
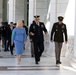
[44,35,74,57]
[24,35,74,57]
[65,36,74,58]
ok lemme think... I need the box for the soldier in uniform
[7,22,15,55]
[29,15,48,64]
[50,16,68,64]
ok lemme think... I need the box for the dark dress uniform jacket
[29,22,47,42]
[51,22,68,42]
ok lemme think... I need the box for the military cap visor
[34,15,40,18]
[58,16,64,21]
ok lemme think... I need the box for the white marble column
[73,0,76,58]
[8,0,25,23]
[29,0,35,26]
[8,0,15,23]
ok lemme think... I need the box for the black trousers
[33,41,44,62]
[7,39,14,55]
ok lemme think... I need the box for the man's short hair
[10,22,13,24]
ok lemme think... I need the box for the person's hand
[24,41,26,45]
[45,32,48,35]
[11,42,13,46]
[30,32,34,36]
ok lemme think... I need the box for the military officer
[29,15,48,64]
[50,16,68,64]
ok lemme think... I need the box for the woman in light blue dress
[11,20,26,64]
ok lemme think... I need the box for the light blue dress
[12,28,26,55]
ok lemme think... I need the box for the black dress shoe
[56,60,62,64]
[58,61,62,64]
[56,60,59,64]
[36,61,38,64]
[31,55,34,57]
[11,53,13,55]
[38,58,40,62]
[4,50,7,52]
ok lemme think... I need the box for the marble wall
[56,0,69,17]
[15,0,24,23]
[36,0,50,22]
[0,0,3,22]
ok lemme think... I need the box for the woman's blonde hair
[16,20,23,28]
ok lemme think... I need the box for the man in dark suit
[29,15,48,64]
[50,16,68,64]
[1,22,10,52]
[7,22,15,55]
